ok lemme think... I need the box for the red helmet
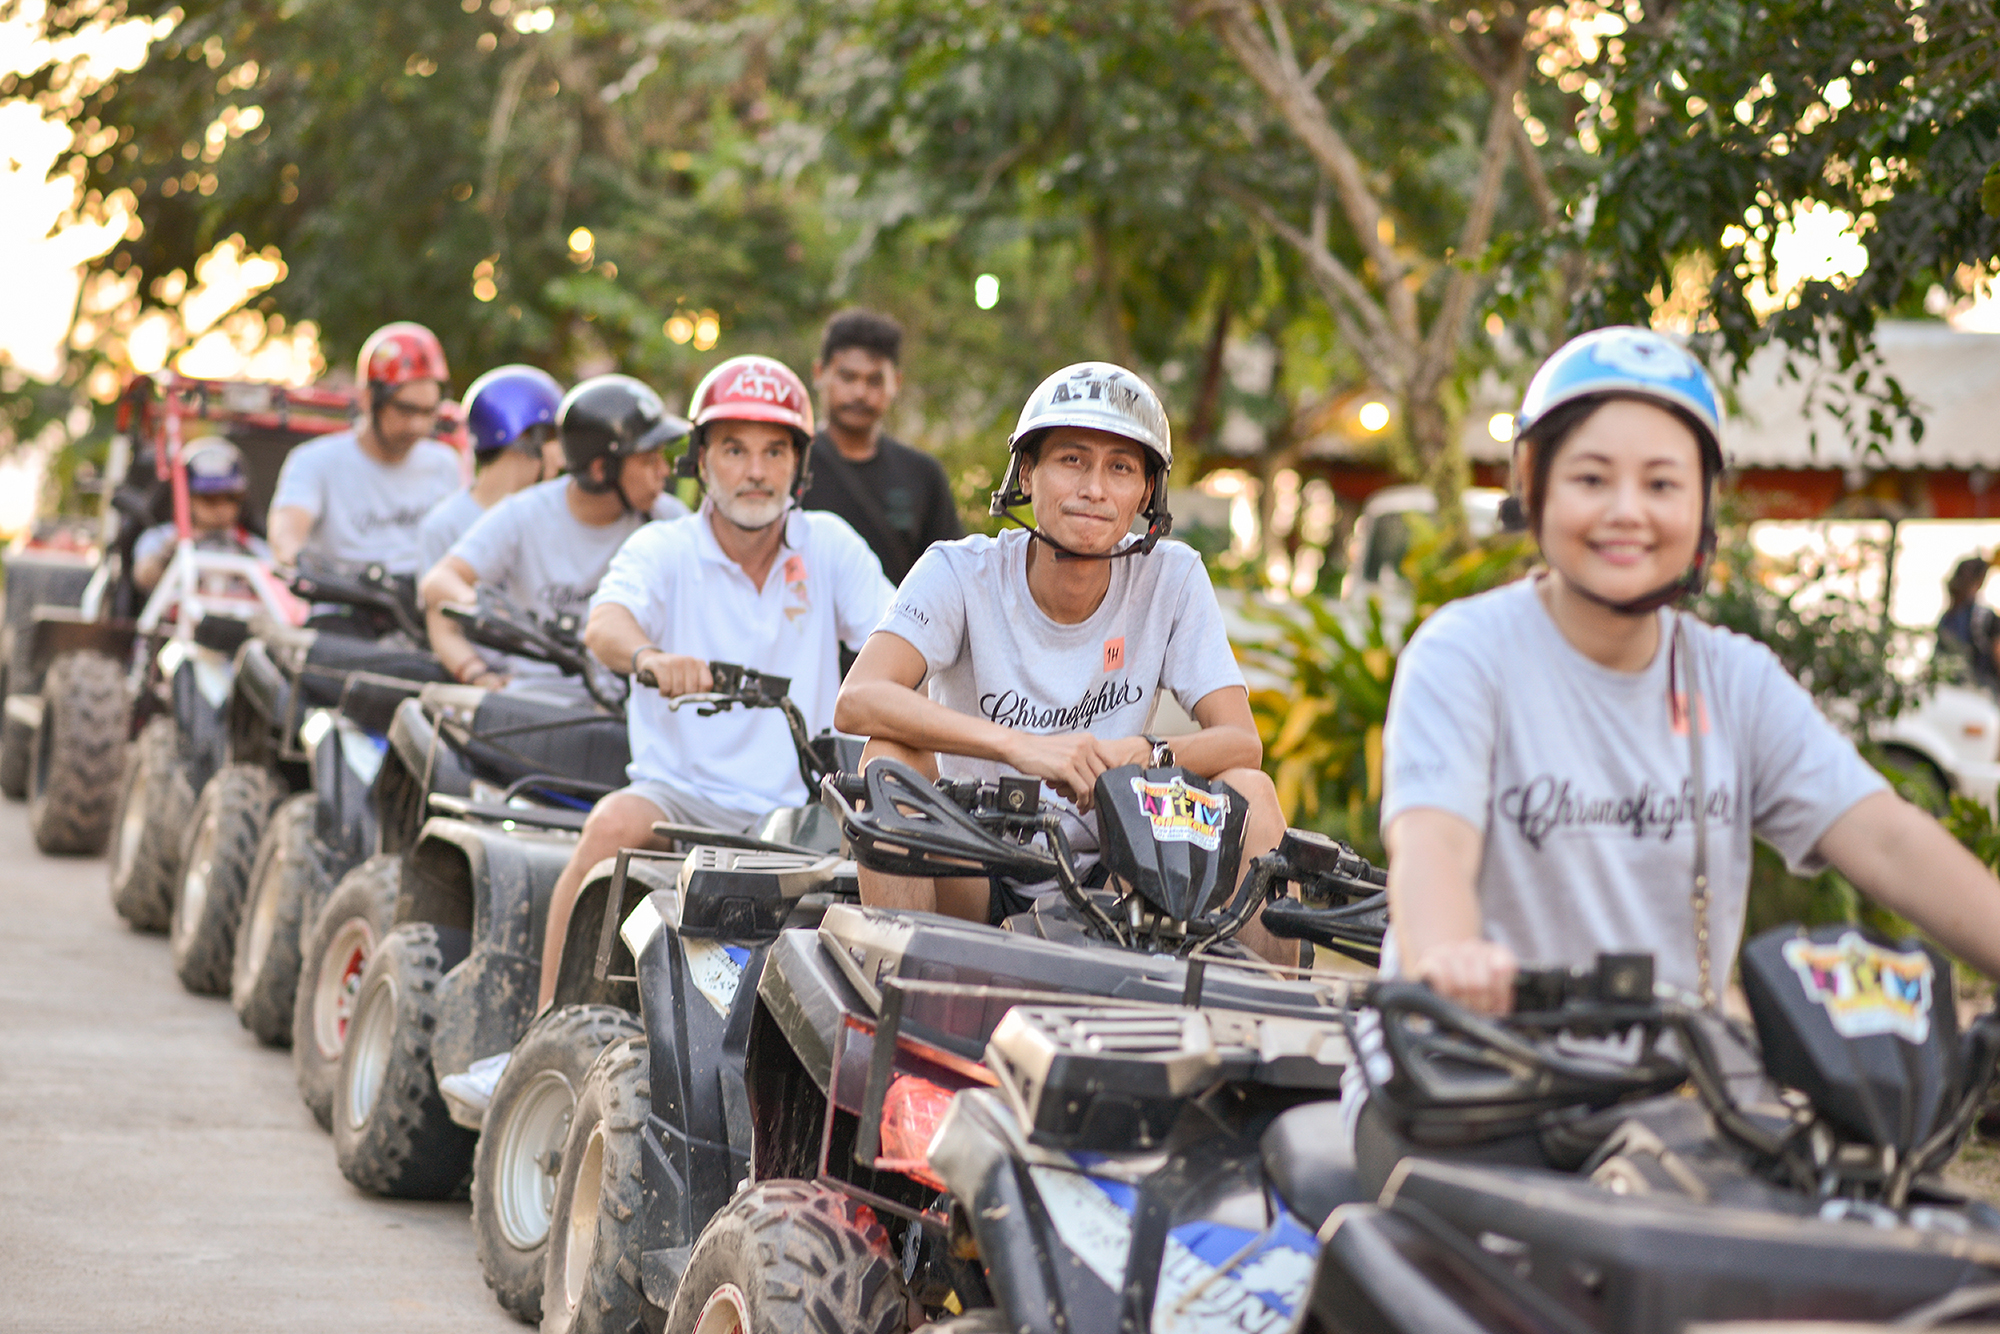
[683,355,815,498]
[357,322,450,395]
[689,355,813,446]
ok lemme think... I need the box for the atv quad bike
[165,561,450,997]
[542,757,1387,1334]
[1285,931,2000,1334]
[9,374,349,863]
[268,604,626,1111]
[327,663,853,1234]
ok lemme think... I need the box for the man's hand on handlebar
[1001,731,1135,811]
[1411,938,1519,1016]
[634,649,712,698]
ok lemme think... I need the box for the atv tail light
[875,1073,955,1191]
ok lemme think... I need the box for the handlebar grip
[826,771,867,803]
[636,667,658,689]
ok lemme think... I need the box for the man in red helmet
[531,354,894,1011]
[267,321,464,578]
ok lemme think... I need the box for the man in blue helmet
[131,440,271,592]
[415,364,568,575]
[419,374,690,693]
[834,361,1295,964]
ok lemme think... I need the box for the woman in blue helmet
[1381,327,2000,1017]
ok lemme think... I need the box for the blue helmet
[185,440,247,495]
[1516,327,1724,466]
[463,364,564,459]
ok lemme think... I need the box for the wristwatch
[1143,734,1174,768]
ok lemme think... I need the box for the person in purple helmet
[415,364,568,574]
[131,440,271,592]
[420,374,690,694]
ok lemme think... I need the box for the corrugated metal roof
[1459,321,2000,471]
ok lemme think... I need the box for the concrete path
[0,797,519,1333]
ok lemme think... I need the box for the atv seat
[454,692,632,794]
[1261,1099,1371,1230]
[296,633,447,709]
[427,793,589,833]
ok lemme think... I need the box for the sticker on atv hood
[1129,776,1228,852]
[683,938,751,1018]
[1783,931,1934,1044]
[1026,1164,1316,1333]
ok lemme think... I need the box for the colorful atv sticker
[683,938,752,1018]
[1129,776,1228,852]
[1026,1163,1315,1334]
[1782,931,1934,1044]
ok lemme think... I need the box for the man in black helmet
[419,374,690,693]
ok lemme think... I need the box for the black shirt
[799,431,963,584]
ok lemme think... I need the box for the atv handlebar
[289,564,426,642]
[633,661,826,792]
[440,605,625,712]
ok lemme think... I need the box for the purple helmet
[185,440,247,495]
[463,364,564,458]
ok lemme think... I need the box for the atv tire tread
[109,716,195,932]
[472,1004,643,1324]
[664,1179,905,1334]
[231,792,331,1045]
[293,854,401,1132]
[333,923,479,1199]
[542,1035,650,1334]
[170,763,284,995]
[28,650,130,854]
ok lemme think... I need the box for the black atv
[162,562,448,1000]
[1289,928,2000,1334]
[326,663,855,1276]
[277,607,634,1126]
[541,757,1387,1334]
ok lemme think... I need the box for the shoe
[439,1051,511,1129]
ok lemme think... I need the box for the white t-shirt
[270,430,464,574]
[417,488,486,577]
[1381,575,1886,997]
[590,502,893,818]
[875,529,1245,851]
[450,479,688,682]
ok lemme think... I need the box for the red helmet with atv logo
[356,322,450,397]
[681,355,815,496]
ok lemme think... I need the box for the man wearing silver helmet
[835,361,1295,964]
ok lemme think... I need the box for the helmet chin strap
[1557,530,1716,617]
[1000,510,1157,562]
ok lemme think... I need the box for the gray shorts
[618,779,761,837]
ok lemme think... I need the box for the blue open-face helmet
[185,440,247,495]
[463,364,564,458]
[1516,327,1724,467]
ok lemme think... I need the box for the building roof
[1459,321,2000,472]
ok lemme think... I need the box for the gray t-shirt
[876,529,1245,851]
[1381,575,1886,997]
[133,522,271,570]
[449,478,688,682]
[270,430,463,574]
[417,488,486,578]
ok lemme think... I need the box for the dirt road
[0,799,519,1333]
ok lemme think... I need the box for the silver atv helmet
[990,361,1174,558]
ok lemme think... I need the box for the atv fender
[225,637,290,766]
[927,1090,1073,1334]
[23,610,137,683]
[622,887,773,1305]
[397,817,580,1083]
[168,657,230,796]
[308,716,384,881]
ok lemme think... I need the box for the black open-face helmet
[560,375,692,502]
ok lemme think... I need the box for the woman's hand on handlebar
[1411,938,1519,1016]
[635,650,712,698]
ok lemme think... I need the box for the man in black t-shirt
[799,309,962,584]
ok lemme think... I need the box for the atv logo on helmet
[1129,775,1227,851]
[1049,375,1148,421]
[1782,932,1934,1044]
[723,361,801,409]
